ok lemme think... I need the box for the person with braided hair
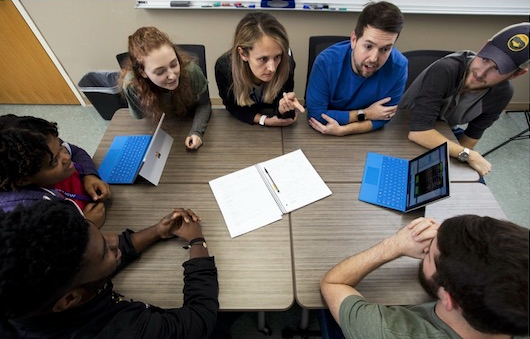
[0,114,111,228]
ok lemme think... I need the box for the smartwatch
[357,109,365,122]
[457,147,470,162]
[259,115,267,126]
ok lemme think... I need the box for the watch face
[458,151,469,162]
[358,112,365,121]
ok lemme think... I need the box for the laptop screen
[406,142,450,211]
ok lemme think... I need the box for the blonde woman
[215,12,303,127]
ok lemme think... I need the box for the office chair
[401,50,453,90]
[317,309,345,339]
[116,44,208,79]
[305,35,350,101]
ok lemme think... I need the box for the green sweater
[122,62,211,138]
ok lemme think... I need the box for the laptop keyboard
[377,157,408,209]
[108,136,151,183]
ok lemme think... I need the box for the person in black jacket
[215,12,304,127]
[0,199,218,339]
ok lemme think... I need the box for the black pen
[264,167,280,193]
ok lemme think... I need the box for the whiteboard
[136,0,530,15]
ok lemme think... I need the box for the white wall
[20,0,529,105]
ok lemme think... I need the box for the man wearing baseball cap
[399,22,529,176]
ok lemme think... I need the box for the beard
[351,48,379,78]
[463,70,489,91]
[418,260,439,300]
[353,59,379,78]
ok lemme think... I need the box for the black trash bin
[78,71,128,120]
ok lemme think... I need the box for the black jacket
[1,231,219,339]
[215,51,296,124]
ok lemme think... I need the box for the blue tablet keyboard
[377,157,408,209]
[98,135,151,184]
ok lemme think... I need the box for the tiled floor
[1,104,528,338]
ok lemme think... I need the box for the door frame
[12,0,85,105]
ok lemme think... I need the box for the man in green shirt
[321,215,528,339]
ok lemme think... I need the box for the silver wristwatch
[457,147,470,162]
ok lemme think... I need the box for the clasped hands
[156,207,204,242]
[391,217,440,259]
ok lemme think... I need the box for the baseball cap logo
[507,33,528,52]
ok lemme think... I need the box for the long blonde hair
[230,12,290,106]
[119,27,195,122]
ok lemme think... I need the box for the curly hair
[118,26,196,123]
[435,215,529,335]
[230,12,291,107]
[0,114,58,191]
[0,199,90,319]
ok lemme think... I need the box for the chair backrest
[402,50,453,90]
[116,44,207,78]
[317,309,345,339]
[305,36,350,101]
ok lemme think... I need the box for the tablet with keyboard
[98,113,173,186]
[359,142,450,212]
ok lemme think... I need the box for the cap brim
[477,42,518,75]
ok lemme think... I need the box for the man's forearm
[321,217,438,323]
[340,121,373,135]
[408,129,468,158]
[321,238,400,291]
[320,238,401,322]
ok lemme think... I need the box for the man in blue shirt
[306,1,408,136]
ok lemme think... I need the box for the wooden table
[290,183,429,309]
[283,111,479,183]
[94,108,488,313]
[291,182,507,309]
[93,109,284,184]
[94,110,293,311]
[425,182,507,221]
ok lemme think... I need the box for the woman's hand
[278,92,305,115]
[185,135,203,150]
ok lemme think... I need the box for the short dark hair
[0,199,90,318]
[435,215,529,335]
[0,114,59,191]
[355,1,405,38]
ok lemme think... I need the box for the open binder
[209,149,332,237]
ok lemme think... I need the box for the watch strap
[183,237,207,250]
[357,109,365,121]
[259,115,267,126]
